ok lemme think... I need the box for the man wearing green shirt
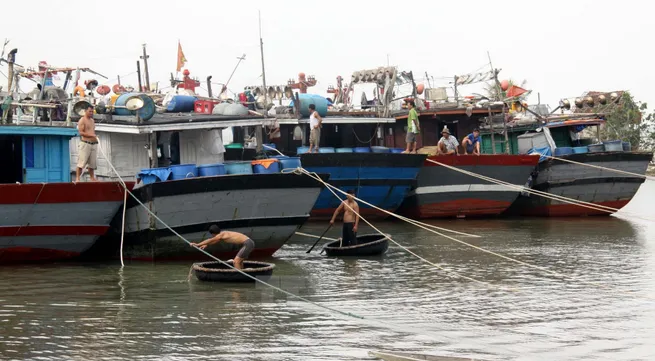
[403,100,420,154]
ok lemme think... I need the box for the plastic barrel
[278,157,301,169]
[622,141,631,151]
[603,140,623,152]
[114,93,156,121]
[336,147,353,153]
[166,95,197,112]
[297,94,328,117]
[354,147,371,153]
[572,146,589,154]
[252,159,280,174]
[297,146,310,154]
[224,161,253,174]
[588,144,605,153]
[390,148,405,153]
[197,163,226,177]
[371,146,390,153]
[554,147,573,156]
[318,147,335,153]
[170,164,198,180]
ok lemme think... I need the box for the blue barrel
[137,167,171,184]
[170,164,198,180]
[197,163,226,177]
[354,147,371,153]
[297,146,310,154]
[318,147,335,153]
[588,143,605,153]
[278,157,301,169]
[225,161,254,174]
[166,95,197,112]
[572,146,589,154]
[297,94,328,117]
[114,93,156,121]
[252,159,280,174]
[622,141,631,151]
[390,148,405,153]
[371,146,390,153]
[554,147,573,156]
[336,147,353,153]
[603,140,623,152]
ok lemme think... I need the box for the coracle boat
[323,233,389,257]
[192,260,275,282]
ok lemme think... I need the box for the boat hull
[0,182,132,264]
[323,234,389,257]
[300,153,426,220]
[398,154,539,218]
[505,152,652,217]
[122,173,326,261]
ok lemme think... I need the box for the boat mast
[488,51,509,154]
[141,44,151,92]
[256,10,267,152]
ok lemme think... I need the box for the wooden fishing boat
[192,260,275,282]
[323,234,389,257]
[368,350,489,361]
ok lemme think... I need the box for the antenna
[259,10,268,113]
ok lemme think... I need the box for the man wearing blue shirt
[462,128,481,155]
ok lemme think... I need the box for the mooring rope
[291,168,515,291]
[295,167,635,291]
[119,189,127,268]
[544,155,655,182]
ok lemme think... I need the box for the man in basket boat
[329,190,360,247]
[190,225,255,270]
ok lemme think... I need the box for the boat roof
[0,125,78,137]
[544,117,605,128]
[276,115,396,125]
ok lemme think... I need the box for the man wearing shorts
[75,105,98,182]
[307,104,322,153]
[190,225,255,270]
[403,100,420,154]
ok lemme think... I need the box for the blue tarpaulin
[137,168,172,183]
[527,147,552,163]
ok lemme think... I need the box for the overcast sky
[1,0,653,110]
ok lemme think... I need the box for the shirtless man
[190,225,255,270]
[329,190,360,247]
[76,106,98,182]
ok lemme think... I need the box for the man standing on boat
[461,128,481,155]
[307,104,323,153]
[403,100,420,154]
[75,105,98,182]
[329,190,360,247]
[437,126,459,155]
[191,225,255,270]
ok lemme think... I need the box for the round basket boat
[192,260,275,283]
[323,234,390,257]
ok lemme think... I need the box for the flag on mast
[176,41,187,72]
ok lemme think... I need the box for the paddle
[306,224,332,253]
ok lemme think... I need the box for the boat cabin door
[22,135,70,183]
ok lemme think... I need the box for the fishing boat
[0,124,132,263]
[369,350,489,361]
[478,98,653,217]
[192,260,275,282]
[323,234,389,257]
[398,154,539,218]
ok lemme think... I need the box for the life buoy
[73,86,85,97]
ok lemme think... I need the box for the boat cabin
[0,125,76,184]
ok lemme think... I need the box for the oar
[306,224,332,253]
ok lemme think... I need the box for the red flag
[506,85,528,98]
[176,41,187,72]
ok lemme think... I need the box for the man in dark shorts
[329,190,360,246]
[190,225,255,270]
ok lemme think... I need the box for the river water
[1,182,654,361]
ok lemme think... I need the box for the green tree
[601,92,653,150]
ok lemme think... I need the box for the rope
[426,158,655,223]
[94,144,365,321]
[119,189,127,268]
[293,168,515,291]
[294,167,628,291]
[295,232,339,242]
[265,145,481,239]
[544,155,655,182]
